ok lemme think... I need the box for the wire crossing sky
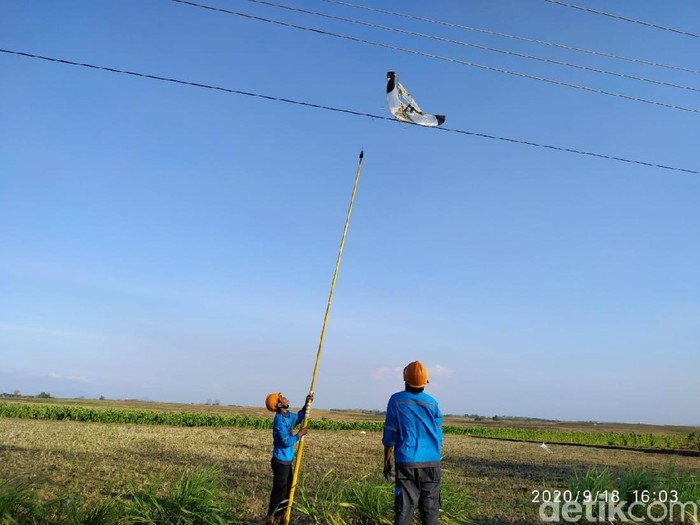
[172,0,700,114]
[1,0,699,425]
[544,0,700,38]
[320,0,700,74]
[243,0,700,93]
[1,48,696,174]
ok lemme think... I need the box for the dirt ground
[2,416,698,524]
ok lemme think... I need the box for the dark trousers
[267,458,293,518]
[394,466,441,525]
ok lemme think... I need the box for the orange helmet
[265,392,281,412]
[403,361,428,388]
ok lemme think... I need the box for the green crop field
[1,399,699,524]
[2,400,698,452]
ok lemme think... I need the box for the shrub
[0,478,37,524]
[41,495,122,525]
[569,466,613,502]
[292,470,470,524]
[123,467,231,525]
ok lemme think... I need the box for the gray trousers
[394,466,441,525]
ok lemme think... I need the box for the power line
[172,0,700,115]
[545,0,700,39]
[244,0,700,93]
[1,48,696,175]
[320,0,700,74]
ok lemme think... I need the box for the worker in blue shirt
[382,361,443,525]
[264,391,313,525]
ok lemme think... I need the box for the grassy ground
[5,397,697,436]
[2,410,699,524]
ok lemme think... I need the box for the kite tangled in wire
[386,71,445,127]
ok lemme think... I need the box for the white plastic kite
[386,71,445,127]
[540,442,553,454]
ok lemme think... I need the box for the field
[1,398,699,524]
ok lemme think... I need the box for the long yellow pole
[283,150,365,525]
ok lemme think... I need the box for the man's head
[403,360,428,392]
[265,392,291,412]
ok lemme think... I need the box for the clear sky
[1,1,699,426]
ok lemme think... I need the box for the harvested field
[2,408,699,523]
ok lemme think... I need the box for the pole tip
[359,150,364,159]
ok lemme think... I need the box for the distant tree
[99,395,106,400]
[37,392,52,399]
[492,415,499,421]
[13,390,20,397]
[213,399,220,406]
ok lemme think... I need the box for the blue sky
[1,1,698,425]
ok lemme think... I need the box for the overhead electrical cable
[544,0,700,38]
[1,48,696,174]
[170,0,700,115]
[242,0,700,93]
[319,0,700,74]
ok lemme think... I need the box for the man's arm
[382,398,396,480]
[294,393,314,427]
[275,418,305,447]
[383,445,393,479]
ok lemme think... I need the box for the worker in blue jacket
[382,361,443,525]
[264,391,313,525]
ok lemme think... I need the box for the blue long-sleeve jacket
[382,390,442,467]
[271,406,307,464]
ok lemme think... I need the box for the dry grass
[443,434,700,522]
[2,414,699,524]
